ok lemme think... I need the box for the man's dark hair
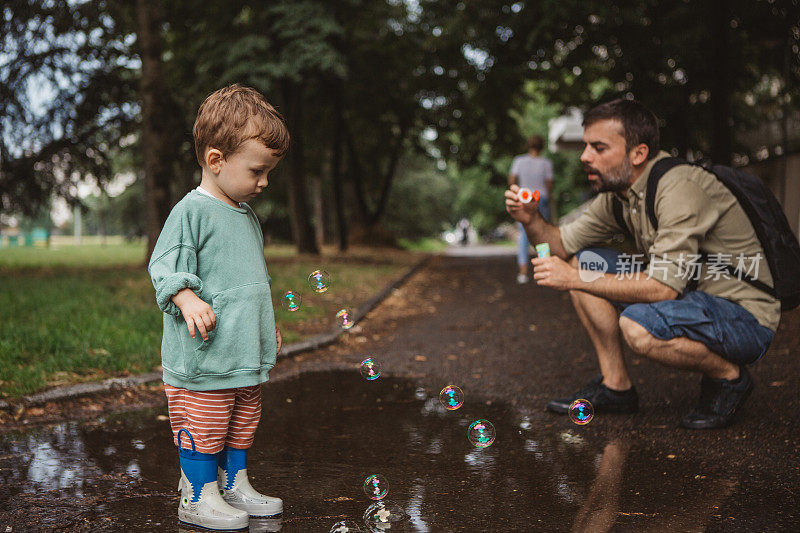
[526,135,544,152]
[583,99,660,160]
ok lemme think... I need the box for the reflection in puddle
[0,371,738,531]
[405,480,429,532]
[570,439,629,532]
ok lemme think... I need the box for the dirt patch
[0,383,167,431]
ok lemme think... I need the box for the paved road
[286,252,800,531]
[442,243,517,257]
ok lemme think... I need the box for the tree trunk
[332,81,349,251]
[311,173,324,250]
[282,81,319,254]
[343,119,371,230]
[367,143,402,227]
[343,117,405,245]
[710,0,732,165]
[137,0,173,264]
[329,3,349,252]
[343,120,405,228]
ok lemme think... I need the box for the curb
[0,255,431,411]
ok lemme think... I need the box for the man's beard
[586,157,632,193]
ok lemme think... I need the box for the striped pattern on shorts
[164,384,262,454]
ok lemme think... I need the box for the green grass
[0,240,148,268]
[397,237,448,252]
[0,242,420,398]
[268,252,415,343]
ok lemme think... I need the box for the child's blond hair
[193,84,290,166]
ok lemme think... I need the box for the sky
[48,171,137,227]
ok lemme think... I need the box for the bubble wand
[517,187,540,204]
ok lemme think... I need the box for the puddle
[0,371,743,531]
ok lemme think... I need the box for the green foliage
[397,237,448,253]
[16,203,54,233]
[3,0,799,243]
[443,80,589,233]
[383,156,455,239]
[1,0,139,216]
[447,159,507,234]
[510,81,588,216]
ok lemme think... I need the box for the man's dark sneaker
[680,366,753,430]
[546,374,638,414]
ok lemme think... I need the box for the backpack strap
[646,157,700,293]
[645,157,691,231]
[611,195,632,237]
[644,157,777,298]
[610,156,686,237]
[721,263,777,296]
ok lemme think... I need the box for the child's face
[209,139,282,203]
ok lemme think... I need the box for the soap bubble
[330,520,365,533]
[438,385,464,410]
[363,500,407,525]
[414,387,427,400]
[467,419,496,448]
[568,399,594,425]
[281,291,302,312]
[308,269,331,293]
[336,308,355,329]
[360,358,382,381]
[363,474,388,500]
[519,416,532,430]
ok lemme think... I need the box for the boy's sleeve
[148,208,202,316]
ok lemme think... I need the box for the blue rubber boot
[218,447,283,518]
[176,430,249,531]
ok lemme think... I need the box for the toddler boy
[148,84,289,530]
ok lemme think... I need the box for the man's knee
[619,316,655,355]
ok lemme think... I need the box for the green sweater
[148,190,276,390]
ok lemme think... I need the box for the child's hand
[275,323,283,355]
[172,288,217,341]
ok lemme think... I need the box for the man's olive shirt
[560,151,780,331]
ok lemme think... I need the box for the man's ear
[629,143,650,166]
[205,148,224,173]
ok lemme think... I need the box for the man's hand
[504,184,540,225]
[172,288,217,340]
[276,323,283,355]
[532,256,579,291]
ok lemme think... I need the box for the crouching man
[506,99,779,429]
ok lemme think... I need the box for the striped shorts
[164,384,262,454]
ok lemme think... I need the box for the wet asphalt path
[2,247,799,532]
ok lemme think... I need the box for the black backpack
[611,157,800,310]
